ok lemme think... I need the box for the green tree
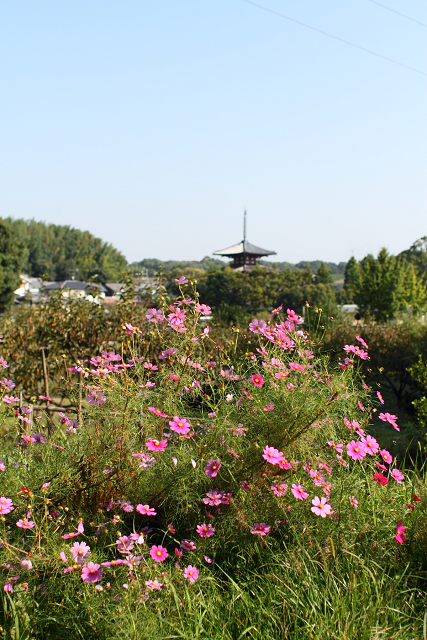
[0,220,25,313]
[352,248,427,322]
[314,262,333,285]
[4,218,128,283]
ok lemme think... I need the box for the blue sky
[1,0,426,264]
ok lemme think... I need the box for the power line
[365,0,427,29]
[239,0,427,76]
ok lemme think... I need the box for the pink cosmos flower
[271,482,288,497]
[263,403,275,412]
[169,416,191,435]
[347,440,367,461]
[70,541,91,562]
[86,390,106,406]
[327,441,344,454]
[184,565,199,583]
[203,489,224,506]
[375,461,387,471]
[250,523,271,536]
[2,395,19,404]
[145,579,163,590]
[289,363,304,371]
[357,401,365,412]
[311,496,332,518]
[380,449,392,465]
[377,391,384,404]
[262,445,284,465]
[204,555,212,563]
[150,545,168,562]
[146,438,168,452]
[373,471,389,485]
[338,357,354,370]
[146,308,165,323]
[395,522,406,544]
[287,309,302,323]
[158,348,178,360]
[181,540,196,551]
[356,335,369,349]
[16,519,35,529]
[116,536,134,554]
[148,406,168,418]
[205,458,221,478]
[360,435,379,455]
[349,496,359,507]
[390,468,405,484]
[0,497,14,515]
[174,276,189,284]
[252,374,264,387]
[136,504,156,516]
[61,520,84,539]
[249,319,267,333]
[195,303,211,315]
[4,581,13,593]
[196,523,215,537]
[378,412,399,431]
[81,562,103,583]
[291,484,309,500]
[278,458,292,469]
[170,374,180,381]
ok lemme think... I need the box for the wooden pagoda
[213,212,276,272]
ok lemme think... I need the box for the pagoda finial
[243,210,246,244]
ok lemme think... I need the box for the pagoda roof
[213,240,276,257]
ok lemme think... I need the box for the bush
[0,282,425,638]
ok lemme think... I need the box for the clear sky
[1,0,426,265]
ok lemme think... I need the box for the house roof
[61,280,87,290]
[213,240,276,257]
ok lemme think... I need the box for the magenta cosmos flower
[262,445,283,465]
[252,374,264,387]
[349,496,359,507]
[346,440,366,461]
[291,484,309,500]
[181,540,196,551]
[196,523,215,538]
[205,458,221,478]
[150,545,168,562]
[390,468,405,484]
[148,406,168,418]
[360,435,379,455]
[395,522,406,544]
[250,523,270,536]
[145,438,168,452]
[81,562,103,583]
[311,496,332,518]
[380,449,393,465]
[184,565,199,583]
[136,504,156,516]
[169,416,191,435]
[0,497,14,515]
[376,391,384,404]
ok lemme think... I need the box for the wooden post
[40,347,49,405]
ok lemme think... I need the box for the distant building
[14,275,43,301]
[213,211,276,272]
